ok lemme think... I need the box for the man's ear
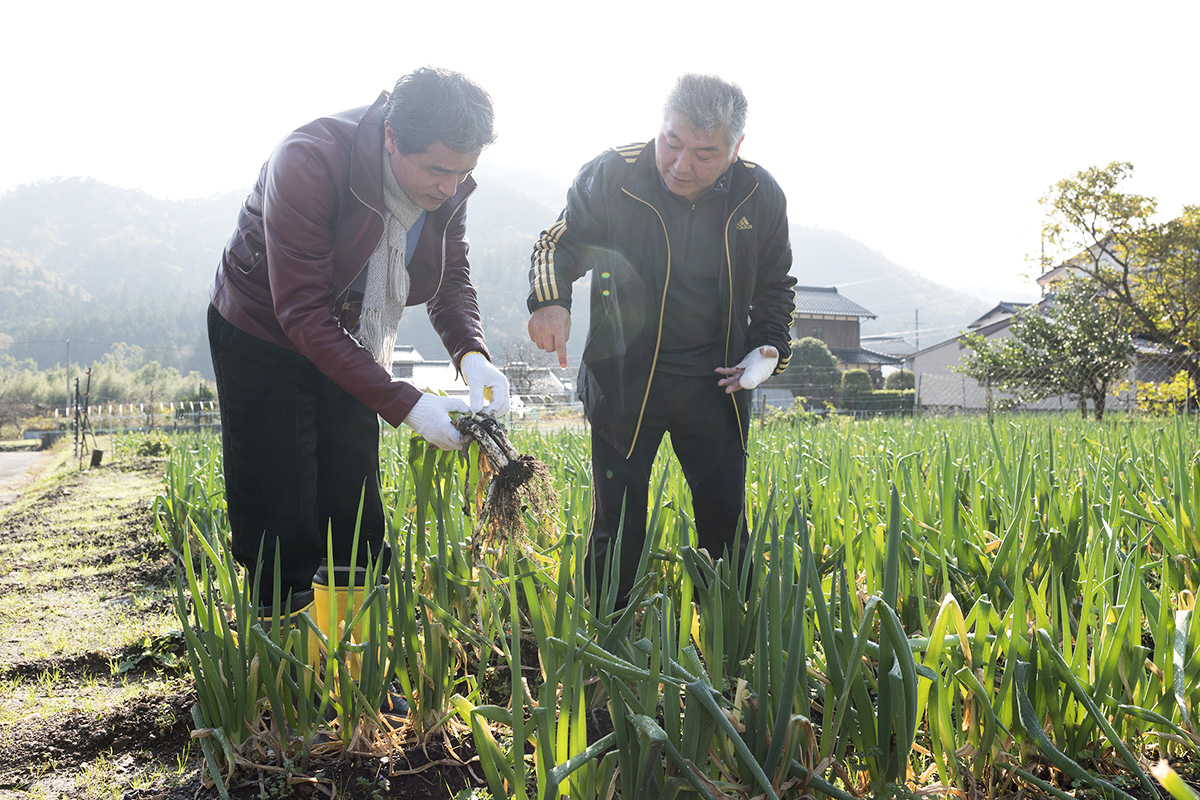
[730,135,745,164]
[383,121,397,155]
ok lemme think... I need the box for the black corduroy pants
[207,305,386,604]
[585,373,750,608]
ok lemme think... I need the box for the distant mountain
[476,164,570,215]
[790,227,990,349]
[0,179,241,375]
[0,177,558,376]
[0,177,991,378]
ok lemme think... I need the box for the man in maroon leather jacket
[208,67,509,606]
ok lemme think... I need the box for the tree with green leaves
[960,277,1134,419]
[840,368,873,411]
[772,337,840,400]
[1041,161,1200,391]
[841,368,872,393]
[884,369,914,390]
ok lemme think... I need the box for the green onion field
[154,414,1200,800]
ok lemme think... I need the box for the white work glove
[403,393,470,450]
[717,346,779,393]
[460,351,511,415]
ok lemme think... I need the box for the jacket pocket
[582,304,626,362]
[226,226,266,275]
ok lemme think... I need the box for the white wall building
[906,298,1139,414]
[391,345,469,400]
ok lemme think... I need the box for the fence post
[1180,362,1190,412]
[1129,361,1137,413]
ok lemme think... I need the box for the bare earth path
[0,446,491,800]
[0,450,53,507]
[0,448,196,799]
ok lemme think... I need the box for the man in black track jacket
[527,73,797,608]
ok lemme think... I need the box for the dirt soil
[0,449,485,800]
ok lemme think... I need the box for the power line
[866,325,966,340]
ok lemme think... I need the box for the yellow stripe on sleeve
[531,217,568,303]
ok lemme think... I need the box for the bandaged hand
[715,346,780,394]
[403,393,470,450]
[460,352,511,415]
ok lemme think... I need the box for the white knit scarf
[358,163,424,366]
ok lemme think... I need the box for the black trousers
[586,373,750,607]
[207,305,385,603]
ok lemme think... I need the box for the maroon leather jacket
[210,92,489,427]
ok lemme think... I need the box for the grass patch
[0,444,196,799]
[0,459,175,665]
[0,668,188,726]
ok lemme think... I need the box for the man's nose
[673,152,692,174]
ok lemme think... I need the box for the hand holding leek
[404,393,470,450]
[460,351,511,415]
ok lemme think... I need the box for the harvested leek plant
[454,413,556,551]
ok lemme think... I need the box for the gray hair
[383,67,496,155]
[663,74,748,150]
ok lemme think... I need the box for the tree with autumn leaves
[1040,161,1200,390]
[961,162,1199,419]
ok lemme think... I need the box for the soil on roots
[455,414,557,551]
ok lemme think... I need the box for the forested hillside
[0,176,987,379]
[0,176,556,376]
[0,179,240,374]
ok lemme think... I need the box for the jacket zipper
[344,183,388,303]
[339,182,474,306]
[724,184,758,453]
[619,187,671,459]
[619,182,759,457]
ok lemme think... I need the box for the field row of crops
[152,415,1200,800]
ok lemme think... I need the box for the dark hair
[664,73,748,149]
[382,67,496,155]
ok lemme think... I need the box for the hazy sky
[3,0,1197,302]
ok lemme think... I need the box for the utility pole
[914,310,920,351]
[65,339,70,414]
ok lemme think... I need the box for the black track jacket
[528,141,796,457]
